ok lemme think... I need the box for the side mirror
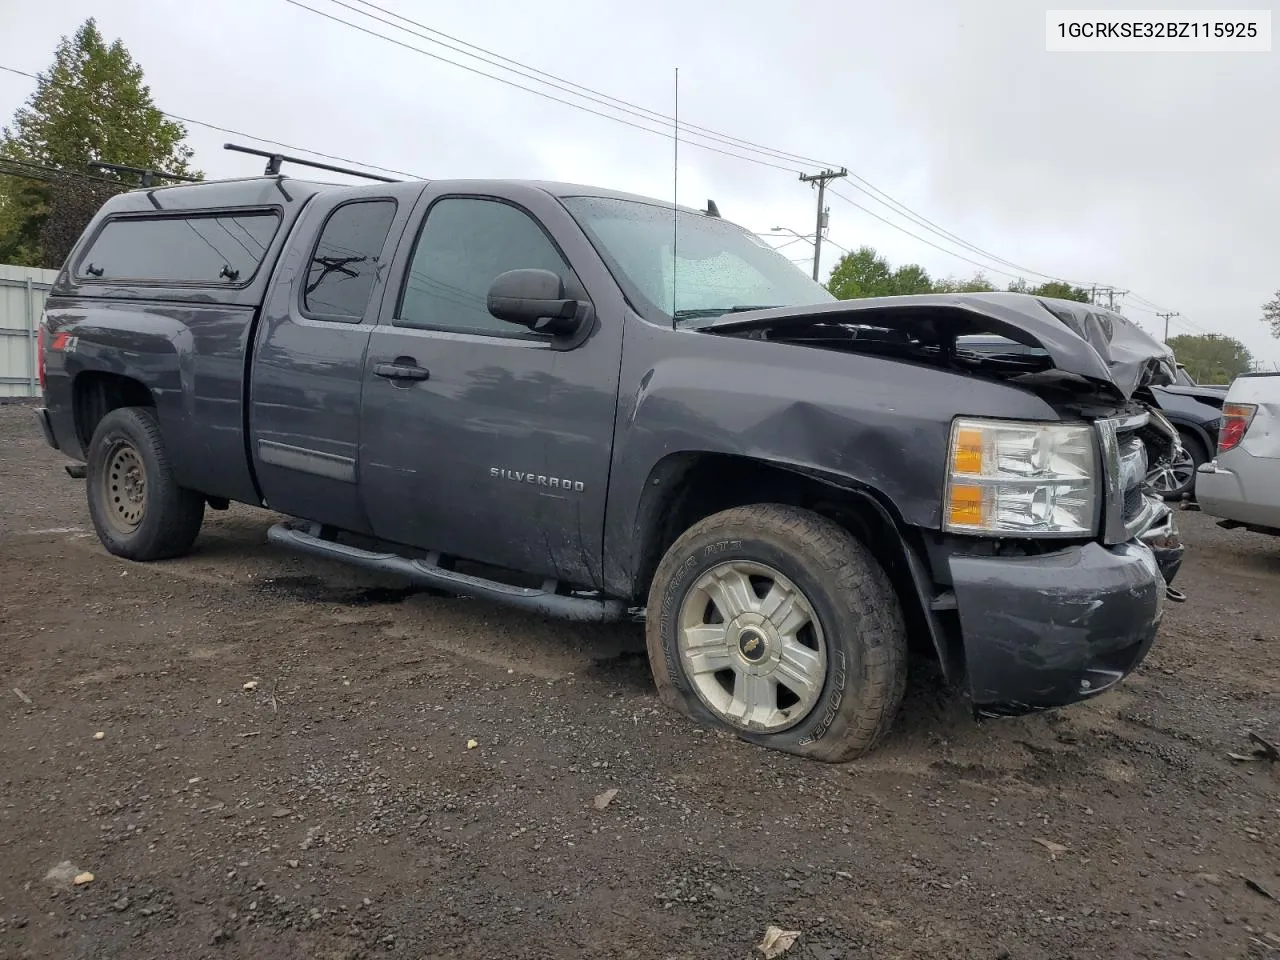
[487,268,586,337]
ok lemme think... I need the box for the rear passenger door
[357,186,624,587]
[249,184,423,532]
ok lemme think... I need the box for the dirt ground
[0,400,1277,960]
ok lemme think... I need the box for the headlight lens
[944,417,1098,536]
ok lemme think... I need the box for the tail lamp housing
[1218,402,1257,455]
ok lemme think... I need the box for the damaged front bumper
[947,497,1183,715]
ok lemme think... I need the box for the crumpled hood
[684,291,1177,400]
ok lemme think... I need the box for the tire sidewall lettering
[797,650,847,745]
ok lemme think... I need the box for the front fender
[601,324,1061,597]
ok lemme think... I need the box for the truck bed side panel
[43,296,261,503]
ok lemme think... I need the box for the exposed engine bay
[686,292,1183,468]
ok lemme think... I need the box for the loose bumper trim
[33,407,58,451]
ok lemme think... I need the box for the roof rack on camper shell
[222,142,402,183]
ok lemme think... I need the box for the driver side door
[357,187,622,587]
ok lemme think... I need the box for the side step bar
[266,522,628,623]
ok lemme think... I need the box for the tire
[86,406,205,561]
[645,503,908,763]
[1147,430,1205,502]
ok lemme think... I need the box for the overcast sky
[3,0,1277,363]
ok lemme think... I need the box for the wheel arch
[625,451,960,680]
[73,371,156,454]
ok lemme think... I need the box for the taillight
[36,322,46,391]
[1218,402,1258,454]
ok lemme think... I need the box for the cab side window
[303,199,397,322]
[397,198,574,335]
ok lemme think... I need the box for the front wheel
[1146,430,1205,501]
[645,504,908,763]
[86,407,205,561]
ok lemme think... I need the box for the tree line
[823,245,1093,302]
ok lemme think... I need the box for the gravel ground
[0,400,1277,960]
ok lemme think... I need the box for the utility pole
[798,167,847,282]
[1156,311,1179,342]
[1089,285,1129,312]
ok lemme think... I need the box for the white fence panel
[0,264,60,398]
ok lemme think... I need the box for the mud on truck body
[34,164,1185,761]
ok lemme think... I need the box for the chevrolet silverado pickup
[33,158,1185,761]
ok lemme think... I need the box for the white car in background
[1195,373,1280,536]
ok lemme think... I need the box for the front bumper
[949,509,1180,714]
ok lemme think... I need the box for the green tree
[1166,333,1253,384]
[933,272,998,294]
[1008,279,1091,302]
[1262,289,1280,337]
[891,263,934,295]
[826,247,937,299]
[826,246,895,299]
[0,18,199,267]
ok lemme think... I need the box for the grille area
[1119,433,1149,526]
[1100,412,1174,544]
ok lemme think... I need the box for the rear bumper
[949,532,1170,714]
[33,406,58,451]
[1196,458,1280,531]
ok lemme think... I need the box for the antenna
[672,66,679,317]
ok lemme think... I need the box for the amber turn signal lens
[952,427,985,475]
[947,484,986,527]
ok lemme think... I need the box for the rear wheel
[86,407,205,561]
[645,503,908,762]
[1147,430,1205,501]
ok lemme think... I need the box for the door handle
[374,361,430,382]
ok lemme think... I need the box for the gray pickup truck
[34,152,1185,761]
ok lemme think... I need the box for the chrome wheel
[677,560,827,733]
[102,441,147,534]
[1146,443,1195,496]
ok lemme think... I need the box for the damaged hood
[683,292,1177,400]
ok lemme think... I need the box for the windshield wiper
[673,305,783,326]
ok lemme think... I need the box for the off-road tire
[86,406,205,561]
[645,503,908,762]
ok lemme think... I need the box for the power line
[0,155,122,186]
[3,49,1205,334]
[827,186,1027,282]
[317,0,1105,290]
[278,0,800,174]
[295,0,1096,287]
[0,63,423,180]
[333,0,835,171]
[2,14,1112,298]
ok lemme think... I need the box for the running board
[266,522,627,622]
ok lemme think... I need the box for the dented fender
[599,318,1060,598]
